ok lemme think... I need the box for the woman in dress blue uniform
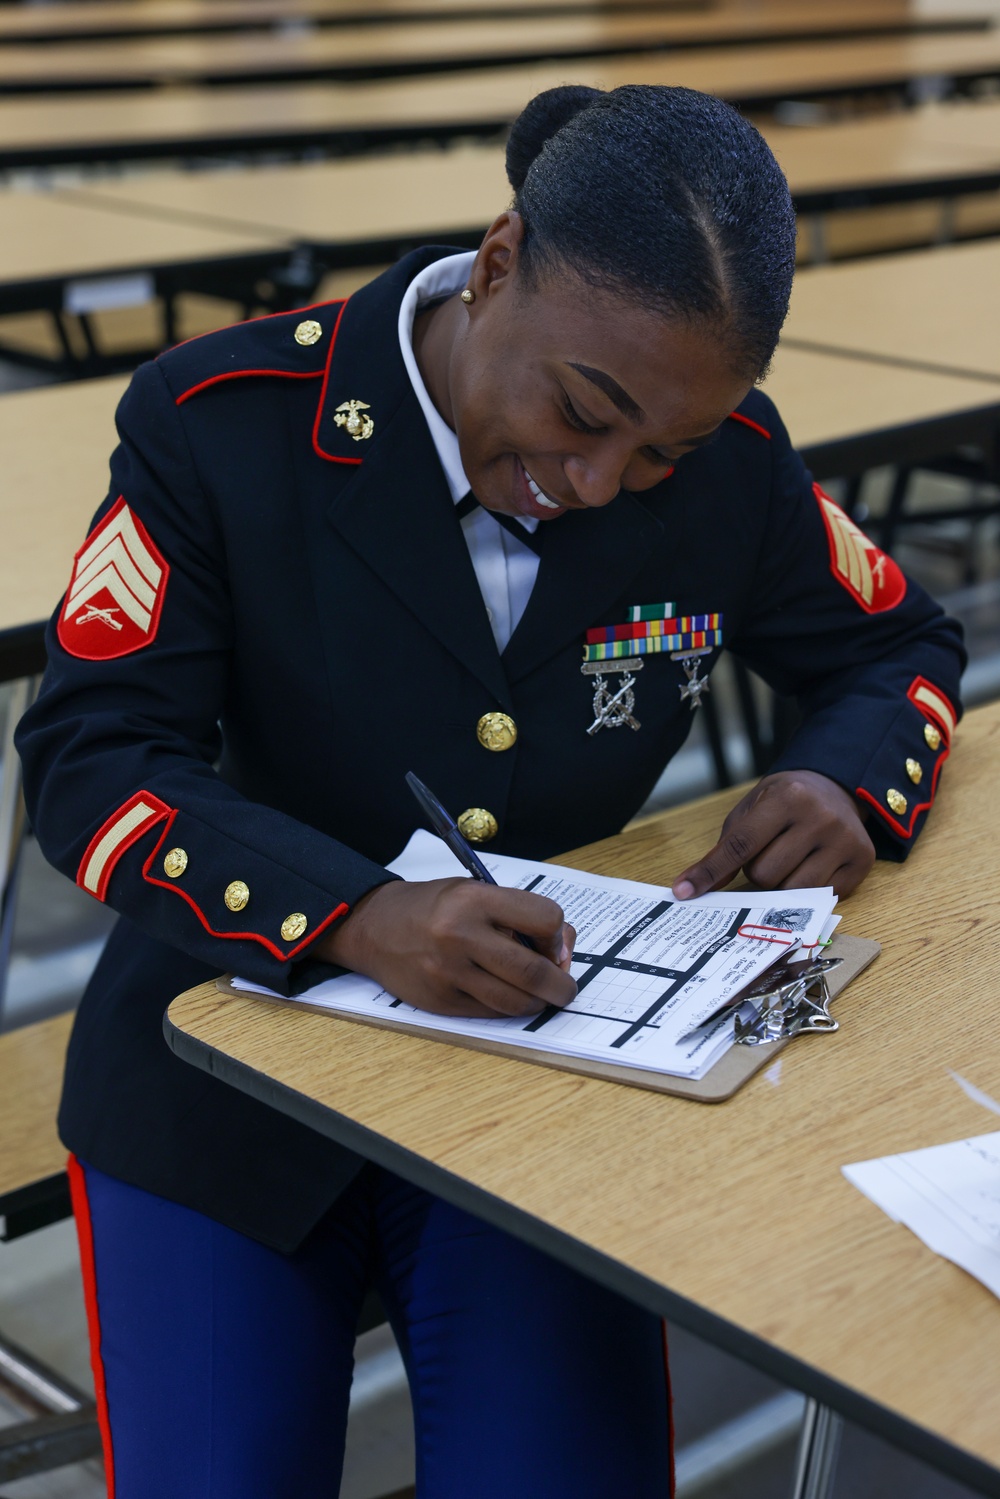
[18,84,963,1497]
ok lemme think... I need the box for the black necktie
[455,491,544,556]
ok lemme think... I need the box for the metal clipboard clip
[732,955,843,1048]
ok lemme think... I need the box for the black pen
[405,771,538,952]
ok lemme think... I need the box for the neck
[413,294,462,432]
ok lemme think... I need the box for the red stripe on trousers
[662,1319,675,1496]
[67,1155,116,1498]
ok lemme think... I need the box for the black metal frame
[0,1174,71,1243]
[0,246,320,378]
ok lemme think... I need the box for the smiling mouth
[520,462,565,511]
[524,471,562,510]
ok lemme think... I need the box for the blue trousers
[70,1157,673,1498]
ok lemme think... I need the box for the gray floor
[2,350,998,1497]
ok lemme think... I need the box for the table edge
[165,1003,1000,1498]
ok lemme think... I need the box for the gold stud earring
[460,289,475,304]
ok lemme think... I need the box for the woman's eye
[562,397,604,435]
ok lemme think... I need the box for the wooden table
[0,374,128,680]
[0,0,966,46]
[0,189,287,303]
[166,701,1000,1497]
[2,30,1000,165]
[785,239,1000,382]
[764,343,1000,476]
[0,1012,73,1240]
[0,188,293,374]
[51,100,1000,255]
[1,20,999,96]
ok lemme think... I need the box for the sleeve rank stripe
[77,791,171,901]
[909,679,957,742]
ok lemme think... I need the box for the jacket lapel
[501,492,664,684]
[312,251,511,709]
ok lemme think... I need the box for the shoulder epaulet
[158,301,345,407]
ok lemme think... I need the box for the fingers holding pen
[317,877,577,1019]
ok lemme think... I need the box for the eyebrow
[566,362,645,425]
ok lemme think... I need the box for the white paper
[234,833,836,1081]
[843,1132,1000,1299]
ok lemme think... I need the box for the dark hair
[505,84,796,379]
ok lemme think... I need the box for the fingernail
[672,880,695,900]
[559,941,572,965]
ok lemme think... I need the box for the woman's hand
[672,770,876,900]
[315,878,577,1019]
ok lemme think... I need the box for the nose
[563,451,627,509]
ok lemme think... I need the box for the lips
[513,459,569,521]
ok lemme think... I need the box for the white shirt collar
[397,251,538,534]
[397,251,475,505]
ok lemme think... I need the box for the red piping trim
[661,1319,675,1498]
[76,790,171,902]
[176,368,323,406]
[141,809,349,960]
[727,411,771,439]
[856,738,949,840]
[312,297,364,467]
[67,1156,116,1499]
[164,296,343,355]
[906,675,956,745]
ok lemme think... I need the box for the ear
[468,212,527,303]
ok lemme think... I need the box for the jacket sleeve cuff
[89,795,399,996]
[770,675,956,861]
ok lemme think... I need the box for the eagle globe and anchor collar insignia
[333,399,374,442]
[582,604,723,731]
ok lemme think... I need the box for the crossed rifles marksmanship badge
[582,604,723,735]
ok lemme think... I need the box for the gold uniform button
[294,319,323,347]
[906,757,923,785]
[457,807,498,844]
[477,712,517,753]
[163,847,188,879]
[924,723,942,751]
[224,880,250,912]
[886,789,907,816]
[281,913,308,942]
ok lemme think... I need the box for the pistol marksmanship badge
[582,603,723,730]
[334,399,374,441]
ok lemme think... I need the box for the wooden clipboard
[214,932,880,1104]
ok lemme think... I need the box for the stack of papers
[234,832,840,1081]
[844,1129,1000,1300]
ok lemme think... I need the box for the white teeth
[524,469,562,510]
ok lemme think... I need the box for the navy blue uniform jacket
[17,250,965,1252]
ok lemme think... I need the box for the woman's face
[435,215,755,524]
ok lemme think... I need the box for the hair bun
[505,85,602,192]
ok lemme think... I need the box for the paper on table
[843,1132,1000,1300]
[233,833,837,1081]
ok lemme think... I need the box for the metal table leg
[790,1399,844,1499]
[0,677,38,1027]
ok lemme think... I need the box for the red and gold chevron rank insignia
[57,497,169,661]
[813,483,905,614]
